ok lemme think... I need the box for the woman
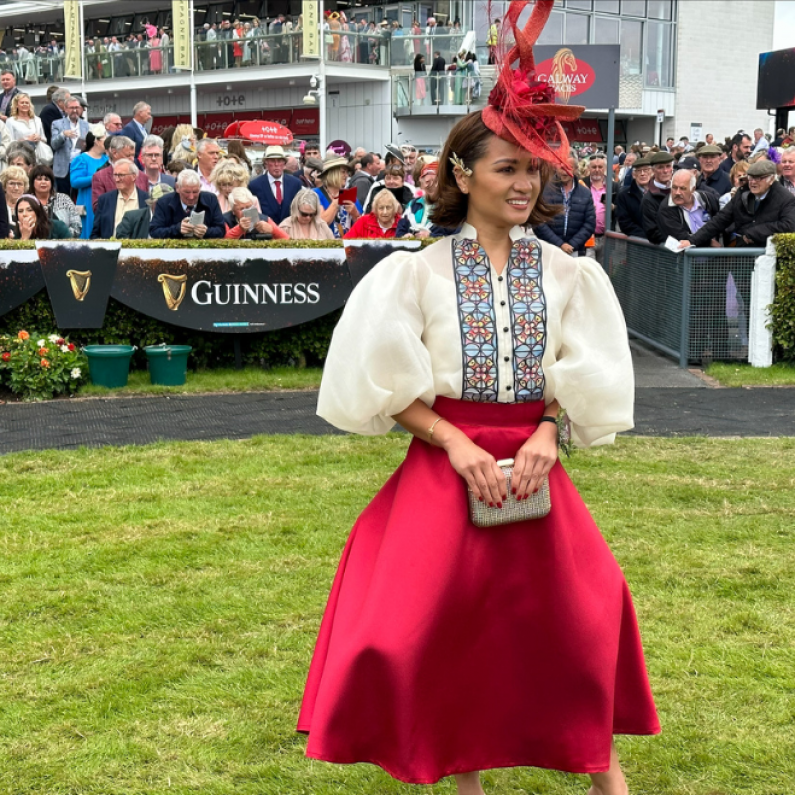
[297,3,659,794]
[5,94,46,155]
[30,164,81,238]
[210,160,259,214]
[169,124,197,165]
[413,53,427,105]
[0,166,27,227]
[722,161,750,208]
[233,20,244,67]
[364,162,415,213]
[314,154,361,238]
[70,124,108,240]
[148,29,162,74]
[343,188,401,239]
[226,139,252,172]
[11,195,70,240]
[279,188,335,240]
[6,142,35,176]
[223,187,287,240]
[396,160,439,237]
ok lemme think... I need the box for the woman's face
[457,135,542,230]
[374,199,397,226]
[384,173,404,189]
[733,170,748,189]
[10,157,32,175]
[17,201,36,224]
[5,176,25,202]
[297,203,316,226]
[419,171,436,192]
[33,174,52,196]
[217,180,233,197]
[16,96,31,116]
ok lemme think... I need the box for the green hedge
[0,292,341,371]
[773,234,795,362]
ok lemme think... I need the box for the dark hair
[431,111,558,229]
[413,53,425,71]
[45,84,59,102]
[29,165,56,198]
[15,196,51,239]
[166,159,188,176]
[384,163,405,178]
[226,139,252,172]
[160,125,176,154]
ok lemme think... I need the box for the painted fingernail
[497,502,503,509]
[488,502,494,508]
[478,496,484,502]
[511,488,516,495]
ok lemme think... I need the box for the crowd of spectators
[0,67,791,250]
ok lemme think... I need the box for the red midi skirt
[297,397,660,784]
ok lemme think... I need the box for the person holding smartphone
[313,154,362,238]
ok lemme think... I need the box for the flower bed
[0,330,88,401]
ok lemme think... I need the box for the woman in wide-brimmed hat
[298,2,660,793]
[312,154,361,238]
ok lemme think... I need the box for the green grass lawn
[0,436,793,795]
[77,365,324,397]
[705,361,795,387]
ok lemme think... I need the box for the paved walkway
[1,343,792,454]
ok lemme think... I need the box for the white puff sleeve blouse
[317,224,634,445]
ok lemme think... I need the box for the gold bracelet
[427,417,443,441]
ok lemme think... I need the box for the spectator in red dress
[343,188,401,238]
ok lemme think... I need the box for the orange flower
[38,347,49,356]
[18,330,29,341]
[40,358,50,368]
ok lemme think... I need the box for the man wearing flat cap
[615,155,652,239]
[680,159,795,249]
[640,151,674,244]
[696,144,732,196]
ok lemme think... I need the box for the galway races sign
[534,45,619,109]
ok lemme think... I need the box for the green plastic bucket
[84,345,136,389]
[145,344,192,386]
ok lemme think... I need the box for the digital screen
[757,48,795,109]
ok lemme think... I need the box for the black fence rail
[603,232,764,367]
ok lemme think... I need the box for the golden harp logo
[158,273,188,311]
[66,269,91,301]
[536,49,596,104]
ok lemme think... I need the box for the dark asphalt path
[1,345,792,454]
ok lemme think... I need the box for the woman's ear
[452,167,470,194]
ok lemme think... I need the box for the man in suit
[51,96,89,195]
[115,183,174,239]
[139,134,176,193]
[90,159,149,239]
[150,169,225,239]
[0,69,19,122]
[39,87,70,144]
[118,101,151,165]
[249,145,302,225]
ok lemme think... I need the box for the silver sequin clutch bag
[467,459,551,528]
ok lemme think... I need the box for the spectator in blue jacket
[533,151,596,257]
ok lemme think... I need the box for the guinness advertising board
[0,242,424,332]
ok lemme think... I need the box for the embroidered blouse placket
[454,236,546,404]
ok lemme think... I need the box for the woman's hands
[445,435,507,508]
[511,420,558,499]
[18,213,36,240]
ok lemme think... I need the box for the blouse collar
[453,222,530,244]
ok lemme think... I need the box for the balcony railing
[0,31,489,86]
[394,71,489,112]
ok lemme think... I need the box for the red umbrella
[239,120,294,146]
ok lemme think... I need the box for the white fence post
[748,237,777,368]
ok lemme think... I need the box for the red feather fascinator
[482,0,584,173]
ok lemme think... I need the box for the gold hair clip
[449,152,472,177]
